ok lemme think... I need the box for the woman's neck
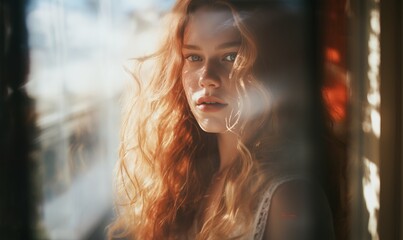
[217,131,239,173]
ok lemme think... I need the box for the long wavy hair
[108,0,342,239]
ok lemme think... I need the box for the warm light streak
[363,157,380,240]
[362,3,381,240]
[362,7,381,139]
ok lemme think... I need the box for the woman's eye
[186,55,202,62]
[223,53,237,62]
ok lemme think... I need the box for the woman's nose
[199,61,221,88]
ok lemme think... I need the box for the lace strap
[252,176,302,240]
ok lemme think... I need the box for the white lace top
[252,176,300,240]
[187,175,312,240]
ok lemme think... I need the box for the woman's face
[181,7,242,133]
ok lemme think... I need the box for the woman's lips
[196,103,228,112]
[196,96,228,112]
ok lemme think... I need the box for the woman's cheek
[182,68,199,93]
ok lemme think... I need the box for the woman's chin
[197,119,227,134]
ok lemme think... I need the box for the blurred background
[0,0,402,239]
[1,0,175,239]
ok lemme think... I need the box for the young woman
[109,0,340,239]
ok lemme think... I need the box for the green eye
[224,53,237,62]
[186,55,202,62]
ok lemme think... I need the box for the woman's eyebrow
[182,44,201,50]
[183,41,241,50]
[215,41,241,50]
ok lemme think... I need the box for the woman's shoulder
[253,176,335,240]
[265,178,335,240]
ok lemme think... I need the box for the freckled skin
[181,7,242,133]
